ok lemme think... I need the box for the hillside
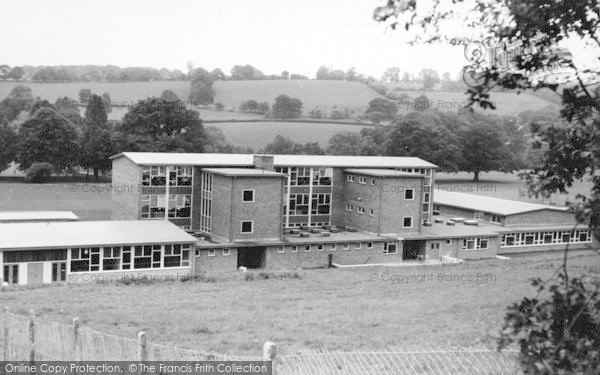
[0,80,556,123]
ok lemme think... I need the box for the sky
[1,0,596,79]
[0,0,469,79]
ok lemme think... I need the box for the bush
[24,162,54,183]
[498,273,600,374]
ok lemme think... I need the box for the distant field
[210,121,367,150]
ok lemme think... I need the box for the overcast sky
[0,0,470,78]
[1,0,596,79]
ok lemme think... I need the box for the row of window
[462,238,489,250]
[285,222,330,228]
[141,166,193,187]
[140,194,191,219]
[287,193,331,216]
[501,230,592,247]
[202,242,399,256]
[70,244,192,272]
[276,167,333,186]
[345,204,374,216]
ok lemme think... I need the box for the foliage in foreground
[498,273,600,374]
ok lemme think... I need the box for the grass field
[210,121,367,150]
[2,251,599,356]
[0,181,111,220]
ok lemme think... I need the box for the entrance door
[3,265,19,284]
[52,262,66,282]
[27,263,44,285]
[402,240,425,260]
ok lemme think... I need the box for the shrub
[498,273,600,374]
[24,162,54,183]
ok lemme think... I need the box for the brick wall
[111,157,141,220]
[344,175,423,235]
[504,209,577,226]
[194,248,239,273]
[210,175,233,241]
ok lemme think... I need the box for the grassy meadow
[2,251,599,356]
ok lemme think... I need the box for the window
[317,244,324,251]
[241,221,253,234]
[403,217,413,228]
[357,206,365,214]
[330,243,337,251]
[346,174,355,182]
[355,243,362,249]
[490,214,501,223]
[164,244,191,267]
[384,243,397,254]
[208,249,216,257]
[291,246,298,253]
[142,166,166,186]
[446,239,452,245]
[304,245,311,252]
[404,189,414,200]
[369,209,374,216]
[242,190,255,202]
[462,238,489,250]
[367,242,373,249]
[51,262,66,282]
[343,243,350,250]
[430,242,440,250]
[222,248,231,256]
[277,246,285,254]
[358,176,367,184]
[370,178,376,185]
[345,204,353,212]
[102,247,121,270]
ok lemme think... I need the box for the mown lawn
[2,251,598,356]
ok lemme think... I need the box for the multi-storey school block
[1,152,595,286]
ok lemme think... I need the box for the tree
[316,66,331,80]
[16,107,80,172]
[188,68,215,105]
[116,97,205,153]
[55,97,82,127]
[419,69,440,90]
[327,132,369,155]
[382,67,400,83]
[0,121,16,172]
[272,95,303,118]
[240,100,259,113]
[366,97,399,119]
[281,70,290,80]
[0,85,35,122]
[79,88,92,104]
[230,65,265,80]
[161,89,180,102]
[0,65,10,80]
[459,123,517,181]
[210,68,226,81]
[413,95,431,111]
[263,135,324,154]
[101,93,112,113]
[386,119,463,171]
[7,66,24,81]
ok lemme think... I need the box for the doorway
[27,263,44,285]
[237,247,266,269]
[402,240,426,260]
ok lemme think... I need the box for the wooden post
[3,307,9,361]
[72,318,80,362]
[28,309,35,363]
[263,341,277,375]
[138,331,148,362]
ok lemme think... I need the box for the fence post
[28,309,35,363]
[72,318,80,362]
[138,331,148,362]
[263,341,277,375]
[3,307,8,361]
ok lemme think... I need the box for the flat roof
[202,168,285,177]
[0,211,79,222]
[345,168,426,178]
[434,190,569,216]
[112,152,438,169]
[0,220,197,250]
[403,220,504,240]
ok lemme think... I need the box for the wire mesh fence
[0,309,522,374]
